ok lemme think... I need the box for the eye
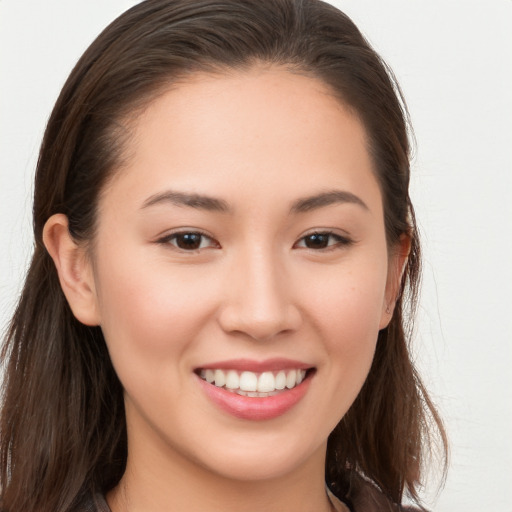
[158,231,218,251]
[295,231,351,250]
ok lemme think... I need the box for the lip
[196,358,312,373]
[195,360,315,421]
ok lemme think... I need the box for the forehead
[102,66,381,216]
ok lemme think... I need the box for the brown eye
[303,233,330,249]
[160,232,217,251]
[174,233,203,250]
[295,232,351,250]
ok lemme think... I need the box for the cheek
[92,251,219,378]
[303,255,387,391]
[307,257,388,342]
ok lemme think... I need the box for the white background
[1,1,511,510]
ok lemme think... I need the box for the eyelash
[294,231,353,251]
[156,230,353,252]
[157,230,218,251]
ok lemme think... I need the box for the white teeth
[200,368,308,394]
[239,371,258,392]
[285,369,297,389]
[225,370,239,390]
[257,371,275,392]
[275,371,286,390]
[214,369,226,387]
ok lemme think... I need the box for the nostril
[217,304,302,342]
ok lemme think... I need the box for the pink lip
[196,369,313,421]
[197,358,312,373]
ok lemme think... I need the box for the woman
[0,1,447,511]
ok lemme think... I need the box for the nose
[217,248,302,341]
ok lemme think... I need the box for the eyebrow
[141,190,231,212]
[290,190,368,213]
[141,188,368,214]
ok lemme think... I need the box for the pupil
[178,233,201,249]
[306,234,328,248]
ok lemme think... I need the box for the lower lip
[196,373,312,421]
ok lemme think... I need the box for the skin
[44,66,407,512]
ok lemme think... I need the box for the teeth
[275,371,286,390]
[239,371,258,392]
[257,371,275,392]
[214,369,225,387]
[199,368,307,394]
[225,370,239,390]
[286,369,297,389]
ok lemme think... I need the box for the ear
[43,214,101,326]
[379,234,411,330]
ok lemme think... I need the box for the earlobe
[43,214,101,326]
[379,234,411,330]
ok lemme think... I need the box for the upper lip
[196,358,313,373]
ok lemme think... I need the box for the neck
[108,440,333,512]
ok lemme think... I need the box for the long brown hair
[1,1,447,510]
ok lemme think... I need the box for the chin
[192,434,326,483]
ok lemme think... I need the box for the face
[86,67,399,483]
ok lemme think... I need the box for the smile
[195,363,314,420]
[198,368,308,397]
